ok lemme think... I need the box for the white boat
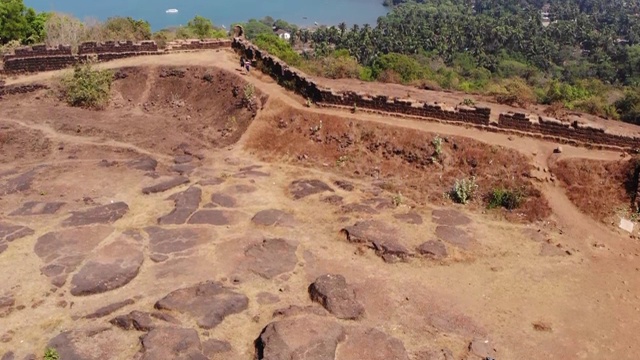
[166,9,178,14]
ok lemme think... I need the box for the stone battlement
[231,37,640,150]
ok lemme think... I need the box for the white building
[275,29,291,41]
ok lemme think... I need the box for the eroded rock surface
[158,186,202,225]
[435,226,474,249]
[393,212,423,225]
[145,226,209,260]
[417,240,448,260]
[256,316,345,360]
[139,327,206,360]
[1,168,39,195]
[251,209,295,227]
[335,327,410,360]
[154,281,248,329]
[47,327,134,360]
[127,157,158,171]
[210,193,237,207]
[341,221,410,262]
[188,209,242,225]
[10,201,65,216]
[142,176,189,194]
[35,226,114,286]
[309,274,364,320]
[70,233,144,296]
[0,222,34,254]
[289,179,334,199]
[245,238,298,279]
[62,202,128,227]
[432,209,472,226]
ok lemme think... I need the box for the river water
[26,0,389,31]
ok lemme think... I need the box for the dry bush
[492,78,537,108]
[551,158,632,222]
[377,69,403,84]
[543,101,565,118]
[44,13,85,51]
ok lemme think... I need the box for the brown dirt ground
[0,50,639,360]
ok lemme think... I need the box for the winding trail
[2,49,633,248]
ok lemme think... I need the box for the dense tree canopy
[0,0,48,44]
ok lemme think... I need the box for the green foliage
[487,188,523,210]
[616,89,640,125]
[234,19,272,39]
[61,62,114,109]
[304,50,362,79]
[431,135,443,157]
[102,16,151,40]
[371,53,424,84]
[0,0,48,44]
[44,348,59,360]
[492,78,537,108]
[450,177,477,205]
[252,33,301,66]
[186,15,226,39]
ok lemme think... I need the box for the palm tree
[338,22,347,37]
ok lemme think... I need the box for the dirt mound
[552,157,633,222]
[246,100,550,222]
[0,65,263,159]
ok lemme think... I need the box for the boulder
[308,274,364,320]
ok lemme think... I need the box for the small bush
[450,177,477,204]
[487,188,523,210]
[44,348,60,360]
[61,62,113,109]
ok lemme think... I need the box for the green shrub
[61,62,113,109]
[44,348,59,360]
[371,53,424,84]
[487,188,523,210]
[450,177,477,204]
[253,33,302,66]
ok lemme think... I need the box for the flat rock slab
[340,203,379,214]
[309,274,364,320]
[341,220,395,244]
[111,310,180,331]
[171,164,196,175]
[70,234,144,296]
[335,327,410,360]
[256,316,345,360]
[127,157,158,171]
[341,221,411,262]
[0,222,34,254]
[84,299,135,319]
[140,327,206,360]
[334,180,354,191]
[188,209,242,225]
[1,168,39,195]
[393,212,423,225]
[251,209,295,227]
[289,179,334,199]
[145,226,209,259]
[435,226,475,249]
[142,176,189,194]
[210,193,237,207]
[231,184,257,193]
[362,197,394,210]
[203,339,233,358]
[432,209,472,226]
[155,281,248,329]
[416,240,448,260]
[245,238,298,279]
[62,202,128,227]
[10,201,65,216]
[48,327,136,360]
[35,226,114,286]
[158,186,202,225]
[174,155,194,164]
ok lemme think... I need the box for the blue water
[26,0,388,31]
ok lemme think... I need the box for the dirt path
[3,49,630,248]
[0,116,172,162]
